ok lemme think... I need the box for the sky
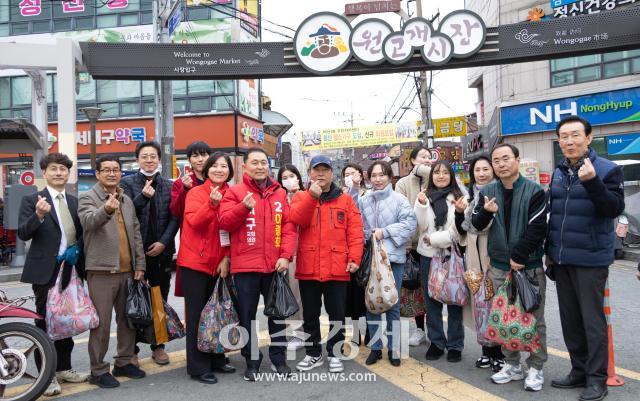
[260,0,478,133]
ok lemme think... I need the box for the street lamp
[401,106,434,148]
[79,107,104,170]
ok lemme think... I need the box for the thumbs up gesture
[142,178,155,198]
[243,192,256,210]
[209,185,222,206]
[35,195,51,219]
[578,158,596,182]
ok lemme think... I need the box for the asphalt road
[1,261,639,401]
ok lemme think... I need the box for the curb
[0,272,23,284]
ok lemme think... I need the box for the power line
[200,2,292,39]
[380,73,410,123]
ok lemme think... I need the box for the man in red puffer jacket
[219,148,296,381]
[289,155,364,375]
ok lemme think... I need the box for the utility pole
[415,0,433,148]
[154,0,175,179]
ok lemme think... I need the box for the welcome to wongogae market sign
[81,7,640,80]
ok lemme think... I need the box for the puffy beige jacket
[395,164,430,250]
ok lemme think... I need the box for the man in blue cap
[289,155,364,374]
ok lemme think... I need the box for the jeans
[366,262,404,355]
[419,255,464,352]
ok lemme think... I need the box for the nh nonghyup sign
[293,10,486,75]
[500,87,640,135]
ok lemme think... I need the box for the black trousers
[181,267,226,376]
[233,272,286,368]
[299,280,347,358]
[555,264,609,386]
[33,268,74,372]
[135,254,173,352]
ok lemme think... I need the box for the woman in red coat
[177,152,235,384]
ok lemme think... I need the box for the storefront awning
[0,119,47,153]
[262,110,292,138]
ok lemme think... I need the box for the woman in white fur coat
[414,161,468,363]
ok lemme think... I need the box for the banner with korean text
[300,121,421,151]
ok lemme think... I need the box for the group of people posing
[18,115,623,401]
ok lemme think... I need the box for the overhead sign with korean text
[500,87,640,135]
[301,121,421,151]
[345,1,401,16]
[433,116,467,138]
[552,0,637,18]
[293,10,486,75]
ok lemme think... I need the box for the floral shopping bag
[428,245,468,306]
[365,240,398,314]
[197,277,241,353]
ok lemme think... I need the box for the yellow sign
[300,122,421,151]
[433,116,467,138]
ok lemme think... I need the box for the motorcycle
[0,290,56,401]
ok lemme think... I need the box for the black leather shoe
[551,375,587,389]
[271,363,292,376]
[579,384,608,401]
[112,364,146,379]
[446,350,462,363]
[191,372,218,384]
[243,366,259,382]
[388,351,401,367]
[212,364,236,374]
[89,373,120,389]
[425,344,444,361]
[365,350,382,365]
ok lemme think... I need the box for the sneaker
[243,366,259,382]
[328,357,344,373]
[56,368,90,383]
[409,328,426,346]
[287,336,305,351]
[425,344,444,361]
[491,363,524,384]
[89,373,120,389]
[491,358,505,373]
[270,363,292,376]
[152,348,170,365]
[43,377,61,397]
[524,367,544,392]
[475,356,491,369]
[296,355,324,372]
[112,364,146,379]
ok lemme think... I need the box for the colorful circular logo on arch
[300,23,349,59]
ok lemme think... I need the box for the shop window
[172,81,187,96]
[53,19,72,32]
[99,102,119,118]
[187,7,210,21]
[46,74,54,104]
[0,77,9,108]
[140,0,153,11]
[11,22,29,35]
[189,97,211,112]
[75,17,94,30]
[77,76,96,102]
[117,80,141,99]
[174,99,187,113]
[97,80,117,101]
[0,109,10,118]
[0,24,9,36]
[0,0,8,23]
[214,95,234,110]
[120,102,141,115]
[142,80,155,96]
[604,61,630,78]
[11,76,31,106]
[633,58,640,74]
[210,4,231,19]
[96,14,118,28]
[551,50,639,87]
[32,20,51,33]
[141,11,152,25]
[143,100,155,114]
[119,13,139,26]
[13,108,31,119]
[189,80,215,95]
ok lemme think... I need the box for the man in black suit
[18,153,89,396]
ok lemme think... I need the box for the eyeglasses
[99,168,121,175]
[492,156,514,165]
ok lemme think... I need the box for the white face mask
[282,177,298,191]
[344,175,353,189]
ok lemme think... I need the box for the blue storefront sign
[607,133,640,156]
[550,0,580,7]
[500,87,640,136]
